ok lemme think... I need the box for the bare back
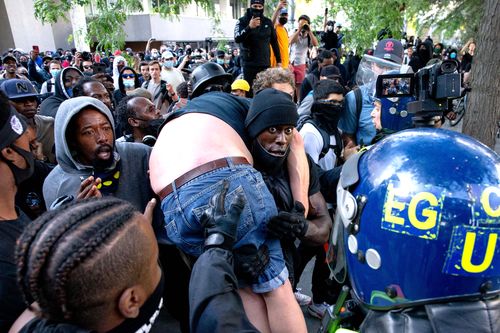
[149,113,253,194]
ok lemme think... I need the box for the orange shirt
[270,24,289,68]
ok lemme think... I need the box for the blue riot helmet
[334,128,500,310]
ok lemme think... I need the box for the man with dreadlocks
[14,197,163,332]
[0,92,35,331]
[13,190,262,333]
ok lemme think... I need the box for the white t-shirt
[290,35,309,65]
[300,122,339,171]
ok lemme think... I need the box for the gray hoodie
[43,96,154,217]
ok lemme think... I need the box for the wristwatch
[204,233,225,248]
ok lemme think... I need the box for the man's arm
[323,8,328,31]
[270,24,282,64]
[287,129,309,215]
[308,30,319,47]
[289,29,300,45]
[302,191,331,245]
[235,17,257,43]
[190,248,259,333]
[27,51,44,84]
[271,0,286,25]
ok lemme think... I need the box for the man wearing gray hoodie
[42,96,157,223]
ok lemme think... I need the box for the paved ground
[151,119,499,333]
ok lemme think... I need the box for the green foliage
[327,0,405,53]
[324,0,483,53]
[33,0,215,52]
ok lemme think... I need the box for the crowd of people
[0,0,498,332]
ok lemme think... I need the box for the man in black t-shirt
[0,94,34,331]
[245,88,332,292]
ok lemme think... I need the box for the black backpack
[297,116,343,164]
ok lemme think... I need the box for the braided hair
[16,197,150,327]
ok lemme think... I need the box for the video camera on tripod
[376,60,462,127]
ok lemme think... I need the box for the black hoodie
[39,67,83,118]
[409,41,433,73]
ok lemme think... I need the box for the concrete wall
[0,0,15,52]
[4,0,56,52]
[126,14,237,42]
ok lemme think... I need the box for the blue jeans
[161,158,288,293]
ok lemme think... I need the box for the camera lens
[440,60,457,74]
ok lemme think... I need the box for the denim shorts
[161,158,288,293]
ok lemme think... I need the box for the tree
[33,0,215,51]
[462,0,499,148]
[324,0,483,53]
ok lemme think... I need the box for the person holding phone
[234,0,282,94]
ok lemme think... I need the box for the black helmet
[190,62,233,98]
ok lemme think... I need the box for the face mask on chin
[251,139,289,176]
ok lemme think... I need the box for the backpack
[144,79,169,102]
[297,115,343,164]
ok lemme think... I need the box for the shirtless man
[150,63,306,332]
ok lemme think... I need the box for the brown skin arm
[287,129,309,215]
[301,192,332,246]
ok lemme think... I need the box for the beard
[92,144,114,171]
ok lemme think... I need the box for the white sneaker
[308,302,330,319]
[294,289,312,306]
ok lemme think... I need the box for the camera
[376,60,461,126]
[301,24,310,33]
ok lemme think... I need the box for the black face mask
[311,102,344,134]
[250,8,264,18]
[251,140,289,176]
[141,118,164,139]
[279,17,288,25]
[108,272,164,333]
[1,144,35,186]
[20,61,28,69]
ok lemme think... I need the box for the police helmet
[334,128,500,310]
[190,62,232,98]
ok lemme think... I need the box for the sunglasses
[83,65,93,69]
[122,74,135,79]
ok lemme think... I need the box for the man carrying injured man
[149,63,307,333]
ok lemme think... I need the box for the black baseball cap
[0,79,39,101]
[374,38,404,64]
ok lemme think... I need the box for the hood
[54,66,83,99]
[54,96,117,173]
[112,55,128,89]
[416,41,433,66]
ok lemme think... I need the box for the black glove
[267,201,308,240]
[201,180,246,250]
[234,244,270,283]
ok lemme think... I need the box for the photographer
[290,14,318,100]
[234,0,282,93]
[321,8,338,51]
